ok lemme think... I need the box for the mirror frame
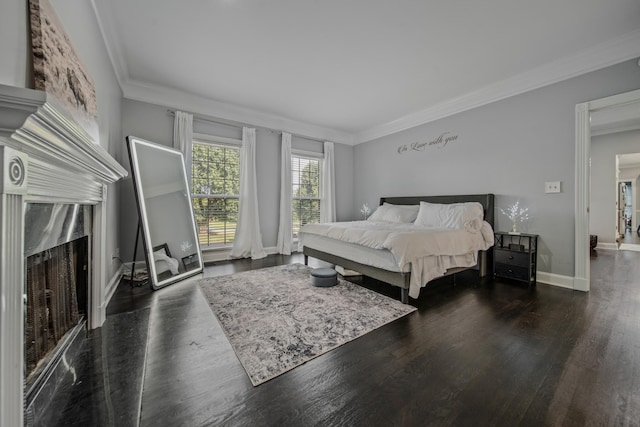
[126,136,203,289]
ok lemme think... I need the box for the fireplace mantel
[0,84,126,198]
[0,84,127,427]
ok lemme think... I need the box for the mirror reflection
[127,136,203,289]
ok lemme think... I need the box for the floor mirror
[126,136,203,289]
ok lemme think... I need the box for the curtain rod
[167,109,327,144]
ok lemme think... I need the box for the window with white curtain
[291,154,321,239]
[191,136,240,248]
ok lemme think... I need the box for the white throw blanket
[153,250,180,275]
[300,220,494,298]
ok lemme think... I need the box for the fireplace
[0,84,127,427]
[25,237,87,384]
[23,203,92,410]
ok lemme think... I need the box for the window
[191,139,240,248]
[292,154,321,239]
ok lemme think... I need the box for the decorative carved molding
[0,85,126,188]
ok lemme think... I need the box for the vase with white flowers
[500,201,529,234]
[360,203,371,220]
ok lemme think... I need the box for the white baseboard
[596,243,618,250]
[202,250,231,263]
[536,271,575,290]
[202,246,281,263]
[619,243,640,252]
[105,264,125,307]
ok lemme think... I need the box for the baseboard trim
[105,264,125,307]
[536,271,575,290]
[596,243,618,250]
[619,243,640,252]
[202,246,280,263]
[202,249,231,263]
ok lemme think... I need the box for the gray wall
[0,0,124,281]
[354,60,640,278]
[591,130,640,243]
[121,98,355,262]
[0,0,29,87]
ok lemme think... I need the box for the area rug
[198,263,416,386]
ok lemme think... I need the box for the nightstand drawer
[495,263,530,281]
[495,249,530,267]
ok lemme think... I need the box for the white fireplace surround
[0,84,127,427]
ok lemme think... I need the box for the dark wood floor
[47,250,640,426]
[620,228,640,245]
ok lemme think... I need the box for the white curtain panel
[320,141,336,223]
[172,110,193,187]
[276,132,293,255]
[231,127,267,259]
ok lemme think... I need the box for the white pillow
[414,201,484,230]
[367,203,419,223]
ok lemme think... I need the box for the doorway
[616,181,628,240]
[616,153,640,249]
[576,88,640,291]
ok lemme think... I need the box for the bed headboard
[379,194,495,227]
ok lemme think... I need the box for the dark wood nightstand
[493,232,538,286]
[182,253,200,272]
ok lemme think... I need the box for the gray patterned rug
[198,263,416,386]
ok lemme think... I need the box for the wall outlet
[545,181,561,193]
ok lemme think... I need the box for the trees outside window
[292,155,321,238]
[191,141,240,247]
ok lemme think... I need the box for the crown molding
[90,2,640,147]
[122,79,355,145]
[591,124,640,137]
[90,0,129,88]
[355,29,640,144]
[90,1,353,144]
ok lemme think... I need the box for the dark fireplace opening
[24,236,88,391]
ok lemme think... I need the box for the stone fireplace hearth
[0,84,127,427]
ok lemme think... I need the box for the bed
[300,194,495,303]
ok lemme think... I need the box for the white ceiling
[619,152,640,168]
[591,98,640,136]
[91,0,640,144]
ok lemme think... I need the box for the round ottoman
[310,268,338,287]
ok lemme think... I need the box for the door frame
[575,88,640,291]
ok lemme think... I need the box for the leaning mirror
[126,136,203,289]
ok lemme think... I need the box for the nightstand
[493,232,538,286]
[182,253,200,272]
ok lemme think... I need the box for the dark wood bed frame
[303,194,495,303]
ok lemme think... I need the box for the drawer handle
[508,256,514,260]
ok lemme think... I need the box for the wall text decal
[397,132,458,154]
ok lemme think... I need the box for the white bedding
[300,220,494,298]
[302,234,405,272]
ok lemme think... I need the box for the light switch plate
[545,181,561,193]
